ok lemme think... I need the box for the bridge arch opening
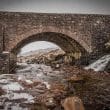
[9,32,88,72]
[18,41,63,56]
[17,41,65,64]
[11,32,87,55]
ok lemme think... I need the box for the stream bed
[0,62,110,110]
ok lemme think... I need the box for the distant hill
[17,48,65,63]
[18,47,61,57]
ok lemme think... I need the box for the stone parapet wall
[0,12,109,54]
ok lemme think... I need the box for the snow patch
[11,93,34,103]
[2,82,24,91]
[18,76,33,84]
[1,92,34,103]
[43,82,50,89]
[25,80,33,84]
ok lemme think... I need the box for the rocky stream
[0,54,110,110]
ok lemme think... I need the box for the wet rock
[103,106,110,110]
[45,97,56,108]
[20,80,41,89]
[66,75,85,84]
[30,103,48,110]
[0,60,109,110]
[0,87,5,95]
[50,84,66,93]
[105,61,110,73]
[61,96,85,110]
[0,105,4,109]
[36,93,56,108]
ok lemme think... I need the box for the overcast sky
[0,0,110,14]
[19,41,59,54]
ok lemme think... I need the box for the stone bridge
[0,11,110,73]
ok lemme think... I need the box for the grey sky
[19,41,59,54]
[0,0,110,14]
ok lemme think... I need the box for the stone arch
[11,32,88,57]
[8,27,89,73]
[8,26,92,54]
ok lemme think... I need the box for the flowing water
[0,55,109,110]
[84,54,110,71]
[0,63,67,110]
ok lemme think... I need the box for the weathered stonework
[0,12,109,54]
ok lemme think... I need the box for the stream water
[85,54,110,71]
[0,54,110,110]
[0,63,67,110]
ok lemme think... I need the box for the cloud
[0,0,110,14]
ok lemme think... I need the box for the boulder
[61,96,85,110]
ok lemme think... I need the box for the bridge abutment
[0,51,17,74]
[0,52,10,74]
[9,52,17,73]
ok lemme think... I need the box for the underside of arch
[11,32,88,57]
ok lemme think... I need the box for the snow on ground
[0,63,53,106]
[2,82,24,91]
[25,79,33,84]
[17,65,32,73]
[1,92,34,103]
[18,76,33,84]
[0,73,35,104]
[10,93,34,103]
[0,62,64,109]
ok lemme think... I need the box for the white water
[85,54,110,71]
